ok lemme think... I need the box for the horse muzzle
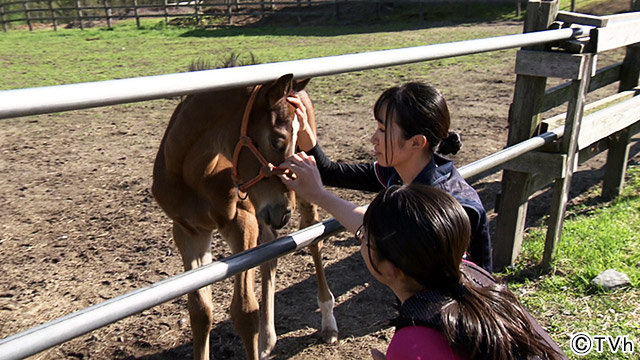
[259,205,291,230]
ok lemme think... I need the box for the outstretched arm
[279,152,365,234]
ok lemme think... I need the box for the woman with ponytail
[359,184,565,360]
[282,82,493,271]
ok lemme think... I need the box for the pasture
[1,1,638,359]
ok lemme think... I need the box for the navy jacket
[308,144,493,272]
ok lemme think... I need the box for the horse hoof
[321,329,339,344]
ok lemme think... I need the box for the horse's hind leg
[258,225,278,360]
[299,198,338,344]
[172,222,214,360]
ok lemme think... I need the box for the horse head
[233,74,310,230]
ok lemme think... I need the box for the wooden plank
[590,18,640,53]
[602,11,640,24]
[516,50,596,79]
[502,151,567,177]
[556,10,607,27]
[543,66,620,114]
[577,94,640,150]
[577,137,608,164]
[540,84,638,132]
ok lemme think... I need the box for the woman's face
[370,106,411,168]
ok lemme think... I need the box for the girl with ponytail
[359,184,566,360]
[282,82,493,271]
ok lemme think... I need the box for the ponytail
[437,131,463,155]
[440,271,562,360]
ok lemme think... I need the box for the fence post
[601,43,640,200]
[0,2,7,32]
[23,1,33,31]
[163,0,169,26]
[133,0,140,29]
[541,54,594,269]
[76,0,85,30]
[104,0,112,29]
[195,0,201,26]
[493,0,558,270]
[48,0,58,31]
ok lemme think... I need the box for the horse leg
[220,208,261,360]
[258,225,278,360]
[299,198,338,344]
[172,222,214,360]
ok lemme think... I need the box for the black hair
[373,82,462,164]
[363,184,561,360]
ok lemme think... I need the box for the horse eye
[271,137,287,152]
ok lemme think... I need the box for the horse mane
[189,52,259,71]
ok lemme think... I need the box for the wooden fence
[0,0,524,31]
[493,1,640,269]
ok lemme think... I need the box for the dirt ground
[1,7,639,360]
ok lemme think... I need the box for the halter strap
[231,85,286,194]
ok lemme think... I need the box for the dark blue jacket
[308,144,493,272]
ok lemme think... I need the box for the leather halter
[231,85,287,194]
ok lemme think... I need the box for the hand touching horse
[152,74,338,360]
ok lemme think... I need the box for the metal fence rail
[0,26,586,120]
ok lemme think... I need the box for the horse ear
[293,78,311,92]
[267,74,294,107]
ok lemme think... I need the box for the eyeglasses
[355,224,365,244]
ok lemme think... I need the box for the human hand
[278,151,325,203]
[371,348,386,360]
[287,95,316,151]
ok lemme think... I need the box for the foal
[152,74,338,360]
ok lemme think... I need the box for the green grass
[506,166,640,359]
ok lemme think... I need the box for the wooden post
[76,0,85,30]
[163,0,169,26]
[0,2,8,32]
[541,54,594,269]
[195,0,201,26]
[23,1,33,31]
[104,0,112,29]
[133,0,140,29]
[48,0,58,31]
[493,0,558,271]
[601,43,640,200]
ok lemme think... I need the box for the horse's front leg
[258,225,278,360]
[172,222,214,360]
[221,208,261,360]
[299,198,339,344]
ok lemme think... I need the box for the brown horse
[152,74,338,360]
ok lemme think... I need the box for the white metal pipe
[459,128,564,179]
[0,219,343,360]
[0,27,585,120]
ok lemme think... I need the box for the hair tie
[447,282,469,300]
